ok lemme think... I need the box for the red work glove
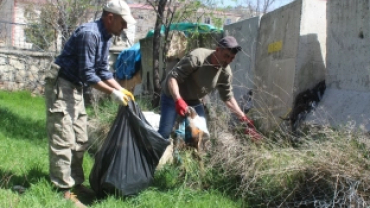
[240,115,262,141]
[175,98,188,116]
[240,115,255,128]
[244,127,262,141]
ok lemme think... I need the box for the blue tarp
[115,42,141,80]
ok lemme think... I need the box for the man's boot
[73,184,95,197]
[63,190,87,208]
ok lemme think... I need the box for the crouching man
[158,36,261,145]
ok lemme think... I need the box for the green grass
[0,90,242,208]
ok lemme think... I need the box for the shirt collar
[206,53,224,70]
[97,18,112,40]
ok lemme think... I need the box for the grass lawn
[0,90,243,208]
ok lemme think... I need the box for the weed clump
[206,122,370,207]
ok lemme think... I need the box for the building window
[225,18,232,25]
[204,17,210,24]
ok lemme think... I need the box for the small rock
[12,185,26,194]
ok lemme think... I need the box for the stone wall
[0,48,54,95]
[0,47,130,96]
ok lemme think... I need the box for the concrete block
[139,36,164,95]
[254,0,327,131]
[305,88,370,131]
[305,0,370,131]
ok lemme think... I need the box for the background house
[0,0,48,49]
[0,0,136,50]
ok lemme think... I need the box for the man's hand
[121,88,135,101]
[240,115,262,141]
[175,98,188,116]
[240,115,255,128]
[110,89,132,106]
[244,127,262,141]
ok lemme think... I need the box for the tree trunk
[151,0,167,108]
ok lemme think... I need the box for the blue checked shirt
[55,18,113,86]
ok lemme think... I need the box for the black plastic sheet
[89,101,170,197]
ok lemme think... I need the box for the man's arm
[90,80,118,94]
[224,97,245,119]
[166,53,199,116]
[225,96,262,140]
[167,54,198,101]
[102,79,123,91]
[91,79,134,106]
[90,78,124,95]
[168,77,182,101]
[168,77,189,116]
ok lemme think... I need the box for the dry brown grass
[205,120,370,207]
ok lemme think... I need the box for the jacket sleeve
[95,41,113,81]
[216,66,234,101]
[76,31,112,85]
[168,54,198,83]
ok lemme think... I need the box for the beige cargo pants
[45,66,88,189]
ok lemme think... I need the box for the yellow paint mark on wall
[268,41,283,53]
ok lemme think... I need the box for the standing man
[44,0,135,206]
[158,36,261,141]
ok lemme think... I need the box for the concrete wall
[295,0,326,93]
[326,0,370,91]
[223,17,260,101]
[254,0,327,131]
[305,0,370,131]
[139,36,164,95]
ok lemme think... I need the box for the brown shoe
[73,184,95,197]
[64,190,87,208]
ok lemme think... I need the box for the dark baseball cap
[218,36,242,52]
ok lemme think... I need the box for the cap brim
[122,14,136,24]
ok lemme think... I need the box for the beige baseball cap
[103,0,136,24]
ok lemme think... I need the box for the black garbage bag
[89,101,170,198]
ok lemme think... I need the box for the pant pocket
[74,111,88,151]
[47,107,74,148]
[57,79,83,102]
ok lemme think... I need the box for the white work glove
[110,89,134,106]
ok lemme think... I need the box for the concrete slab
[305,88,370,131]
[304,0,370,132]
[253,0,327,131]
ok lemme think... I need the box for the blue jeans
[158,93,205,139]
